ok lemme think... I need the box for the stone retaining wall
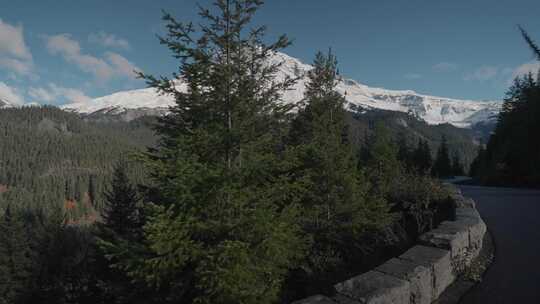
[292,186,486,304]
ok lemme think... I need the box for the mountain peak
[61,51,501,128]
[0,98,14,109]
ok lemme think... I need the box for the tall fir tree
[100,1,306,303]
[366,122,401,194]
[100,160,141,240]
[396,133,413,170]
[451,154,465,176]
[432,136,453,177]
[287,51,389,275]
[469,146,485,177]
[412,139,432,174]
[422,140,433,172]
[97,161,156,304]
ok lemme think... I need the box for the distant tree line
[392,133,464,178]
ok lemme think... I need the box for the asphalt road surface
[458,185,540,303]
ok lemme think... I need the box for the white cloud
[45,34,114,80]
[105,51,140,78]
[404,73,422,80]
[45,34,140,81]
[0,57,33,75]
[0,19,32,59]
[433,62,458,72]
[45,34,81,56]
[89,31,130,50]
[0,82,25,105]
[29,83,91,104]
[0,19,33,76]
[51,85,92,104]
[28,86,55,102]
[464,66,499,81]
[510,61,540,80]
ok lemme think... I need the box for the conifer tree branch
[519,25,540,61]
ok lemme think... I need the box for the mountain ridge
[61,51,501,128]
[0,98,13,108]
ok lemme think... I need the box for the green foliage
[94,160,153,304]
[472,72,540,186]
[412,139,433,174]
[472,28,540,187]
[386,173,453,237]
[287,51,390,278]
[362,124,453,235]
[396,135,434,175]
[469,146,485,177]
[396,133,412,170]
[102,1,307,303]
[0,106,156,303]
[0,106,154,219]
[31,223,102,303]
[365,122,401,194]
[431,136,453,178]
[0,204,106,304]
[349,107,482,174]
[101,160,142,239]
[451,154,465,176]
[0,206,33,304]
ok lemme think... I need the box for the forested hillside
[0,106,155,221]
[0,102,477,223]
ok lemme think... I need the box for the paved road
[458,185,540,303]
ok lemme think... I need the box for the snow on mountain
[0,98,14,109]
[61,52,501,128]
[61,83,187,114]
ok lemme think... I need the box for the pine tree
[432,136,452,177]
[96,161,149,304]
[367,122,401,194]
[88,175,97,205]
[0,206,33,304]
[396,133,413,170]
[451,154,464,176]
[469,146,484,177]
[413,139,433,174]
[101,1,306,303]
[422,140,433,172]
[288,51,389,274]
[101,160,140,239]
[519,26,540,60]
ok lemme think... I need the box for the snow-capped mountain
[62,52,501,128]
[0,98,14,109]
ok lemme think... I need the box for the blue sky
[0,0,539,106]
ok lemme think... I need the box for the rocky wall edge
[292,185,487,304]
